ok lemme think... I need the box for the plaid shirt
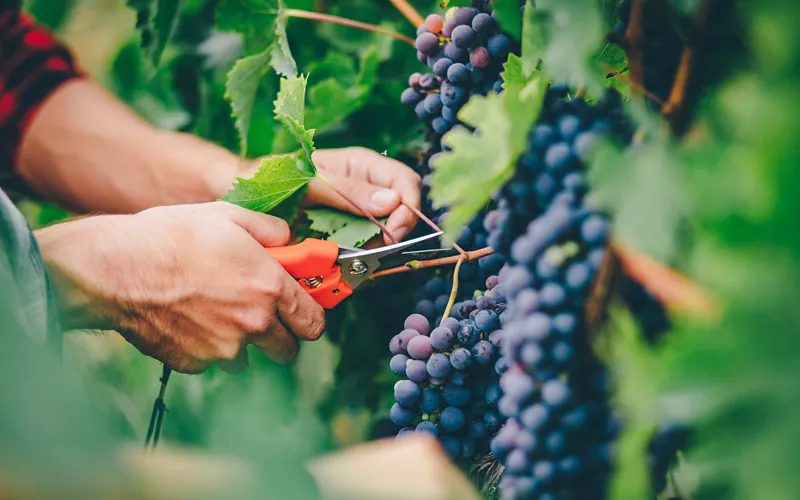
[0,1,80,343]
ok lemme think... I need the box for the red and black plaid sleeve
[0,2,82,195]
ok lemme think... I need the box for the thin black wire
[144,363,171,450]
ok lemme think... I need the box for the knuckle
[275,341,300,364]
[215,341,241,361]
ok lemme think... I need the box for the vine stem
[661,0,714,130]
[401,201,467,256]
[441,255,466,321]
[371,246,495,279]
[387,0,425,28]
[601,64,665,105]
[316,173,398,244]
[284,9,416,47]
[623,0,645,90]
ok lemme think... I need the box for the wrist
[35,217,123,331]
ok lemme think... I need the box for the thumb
[307,174,402,217]
[217,201,291,247]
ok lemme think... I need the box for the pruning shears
[266,231,444,308]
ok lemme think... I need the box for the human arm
[34,201,326,373]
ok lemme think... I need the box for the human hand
[240,147,422,245]
[35,202,326,374]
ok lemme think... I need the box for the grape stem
[401,201,467,256]
[441,254,466,321]
[371,246,495,279]
[387,0,425,28]
[316,173,398,244]
[284,9,416,47]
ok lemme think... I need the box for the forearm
[17,79,240,214]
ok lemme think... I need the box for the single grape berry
[469,46,490,68]
[451,25,476,49]
[425,14,444,34]
[416,32,440,55]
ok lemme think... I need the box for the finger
[275,273,327,341]
[248,320,300,364]
[217,345,249,374]
[217,201,291,247]
[384,205,418,245]
[306,173,402,217]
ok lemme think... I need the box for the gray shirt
[0,188,61,345]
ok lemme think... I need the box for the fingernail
[369,189,400,211]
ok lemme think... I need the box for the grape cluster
[402,5,512,139]
[389,275,509,460]
[474,88,630,499]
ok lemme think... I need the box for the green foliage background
[8,0,800,499]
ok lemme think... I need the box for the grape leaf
[125,0,184,66]
[225,51,270,156]
[493,0,522,40]
[151,0,185,66]
[531,0,604,89]
[274,75,316,164]
[222,155,314,213]
[216,0,280,54]
[306,47,380,130]
[306,208,385,247]
[430,56,546,239]
[271,12,298,78]
[521,0,543,77]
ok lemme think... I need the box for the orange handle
[266,239,353,309]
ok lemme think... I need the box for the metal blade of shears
[336,231,444,290]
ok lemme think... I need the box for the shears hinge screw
[348,260,369,276]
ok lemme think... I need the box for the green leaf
[216,0,280,53]
[125,0,184,66]
[222,155,315,213]
[494,0,522,40]
[225,51,270,156]
[306,208,385,247]
[521,0,542,77]
[274,75,316,163]
[271,12,298,78]
[151,0,185,66]
[305,48,380,130]
[589,134,689,263]
[530,0,604,89]
[430,58,546,239]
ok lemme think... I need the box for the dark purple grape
[390,402,414,426]
[389,328,419,355]
[416,420,439,436]
[407,335,434,360]
[457,320,480,346]
[433,57,453,78]
[472,12,495,34]
[394,380,421,407]
[405,359,428,382]
[420,388,441,413]
[440,435,461,458]
[390,354,409,377]
[401,88,423,107]
[472,340,495,364]
[440,406,465,431]
[447,62,470,85]
[541,379,571,407]
[440,81,468,107]
[416,32,440,55]
[454,7,478,26]
[451,25,476,48]
[442,384,471,406]
[423,92,443,114]
[404,313,431,335]
[430,326,455,350]
[581,215,609,246]
[426,352,451,378]
[450,347,473,370]
[487,33,511,59]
